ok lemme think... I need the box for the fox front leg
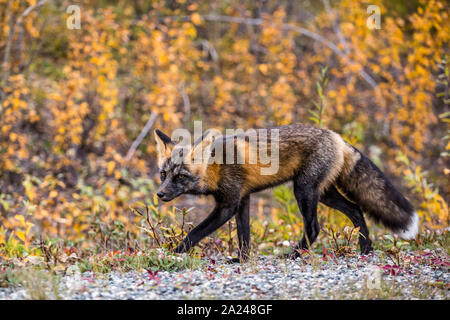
[174,202,239,254]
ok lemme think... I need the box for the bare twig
[181,209,185,238]
[130,12,377,88]
[228,220,233,257]
[201,40,219,63]
[17,24,25,71]
[21,14,49,74]
[197,14,378,89]
[178,84,191,125]
[1,0,48,94]
[124,111,157,162]
[201,39,220,74]
[322,0,349,55]
[145,205,161,247]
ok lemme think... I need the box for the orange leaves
[105,184,114,197]
[106,161,115,176]
[49,191,58,199]
[397,152,449,227]
[47,8,120,153]
[0,0,448,247]
[191,13,203,26]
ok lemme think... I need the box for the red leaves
[142,269,161,285]
[430,257,450,268]
[146,269,159,280]
[409,251,450,269]
[380,264,404,276]
[63,246,77,255]
[322,246,339,264]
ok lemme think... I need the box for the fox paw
[360,245,373,255]
[287,250,300,260]
[226,257,241,264]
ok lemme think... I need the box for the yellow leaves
[258,64,269,75]
[12,215,34,251]
[107,161,116,175]
[25,19,39,38]
[380,56,391,66]
[261,26,280,46]
[0,226,6,246]
[15,230,27,243]
[348,63,362,73]
[185,24,197,38]
[0,0,446,254]
[9,132,17,142]
[14,215,26,227]
[11,1,20,10]
[232,39,250,54]
[105,184,114,197]
[49,191,58,199]
[163,112,171,122]
[191,13,203,26]
[328,90,337,99]
[159,53,169,64]
[396,152,448,226]
[169,64,179,73]
[23,176,36,202]
[397,108,409,121]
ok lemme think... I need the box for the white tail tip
[397,211,419,240]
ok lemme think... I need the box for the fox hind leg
[289,180,321,259]
[320,185,373,254]
[233,195,250,262]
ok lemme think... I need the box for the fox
[154,124,419,261]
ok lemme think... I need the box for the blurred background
[0,0,448,251]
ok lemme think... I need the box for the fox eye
[178,174,185,179]
[160,171,166,180]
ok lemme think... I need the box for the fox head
[154,129,216,201]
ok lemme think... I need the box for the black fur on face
[156,160,201,201]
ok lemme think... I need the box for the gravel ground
[1,250,448,300]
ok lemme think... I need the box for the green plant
[0,215,37,259]
[3,268,62,300]
[132,200,195,252]
[309,66,329,128]
[396,151,449,227]
[77,248,203,273]
[273,185,301,227]
[322,224,359,257]
[380,234,410,266]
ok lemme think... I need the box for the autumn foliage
[0,0,448,253]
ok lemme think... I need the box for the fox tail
[336,146,419,239]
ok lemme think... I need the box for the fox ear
[154,129,174,167]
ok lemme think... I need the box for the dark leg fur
[320,185,373,254]
[174,202,239,253]
[289,180,320,259]
[234,195,250,262]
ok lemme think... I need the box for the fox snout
[156,180,184,202]
[156,188,175,202]
[156,190,178,202]
[156,191,166,199]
